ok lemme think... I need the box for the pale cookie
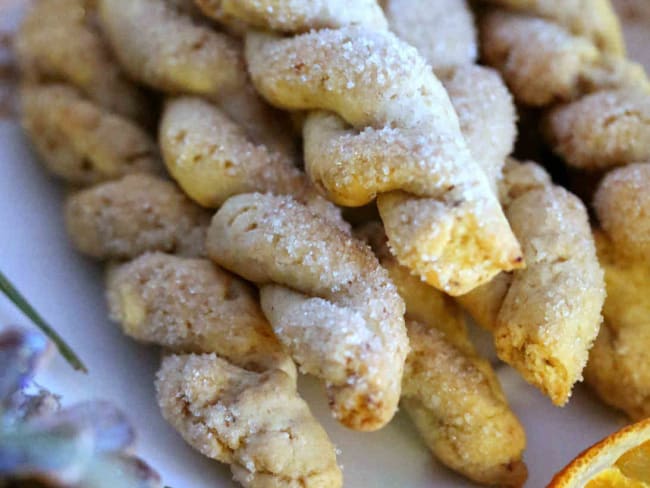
[382,0,477,74]
[593,162,650,261]
[196,0,387,32]
[458,160,605,405]
[107,252,294,375]
[207,193,408,431]
[363,223,527,486]
[496,186,605,405]
[544,89,650,170]
[15,0,149,123]
[159,96,347,229]
[65,174,209,259]
[157,353,341,488]
[478,0,625,55]
[245,27,523,294]
[97,0,293,155]
[20,84,158,185]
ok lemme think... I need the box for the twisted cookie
[108,253,341,485]
[15,0,159,185]
[479,1,650,171]
[584,163,650,419]
[20,84,158,185]
[382,0,516,192]
[97,0,293,155]
[159,96,346,229]
[244,26,522,294]
[207,193,408,431]
[65,173,210,259]
[195,0,387,32]
[15,0,149,123]
[363,224,527,487]
[106,252,294,375]
[458,160,605,405]
[157,354,341,488]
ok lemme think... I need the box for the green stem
[0,270,87,373]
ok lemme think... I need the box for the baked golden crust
[496,186,605,405]
[459,160,605,405]
[593,162,650,261]
[15,0,149,123]
[65,174,209,259]
[247,27,523,295]
[585,232,650,420]
[362,223,527,486]
[20,84,158,185]
[156,354,341,487]
[107,252,294,375]
[159,96,346,229]
[97,0,293,155]
[207,193,408,431]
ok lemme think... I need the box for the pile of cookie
[14,0,650,486]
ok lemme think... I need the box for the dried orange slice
[548,418,650,487]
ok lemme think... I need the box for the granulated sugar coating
[65,174,210,259]
[497,186,605,405]
[195,0,387,32]
[246,27,523,295]
[20,84,158,186]
[458,160,605,405]
[107,252,295,375]
[383,0,477,74]
[156,353,341,487]
[440,65,516,192]
[594,162,650,260]
[545,89,650,170]
[361,222,527,486]
[97,0,293,153]
[207,193,408,431]
[160,96,348,230]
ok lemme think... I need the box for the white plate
[0,117,630,487]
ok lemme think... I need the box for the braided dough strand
[479,0,625,55]
[159,96,347,230]
[106,252,294,375]
[65,174,209,259]
[207,193,408,431]
[195,0,387,32]
[15,0,150,123]
[20,84,158,185]
[157,354,341,488]
[458,160,605,405]
[246,28,523,295]
[363,224,527,486]
[97,0,293,155]
[382,0,517,192]
[585,232,650,420]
